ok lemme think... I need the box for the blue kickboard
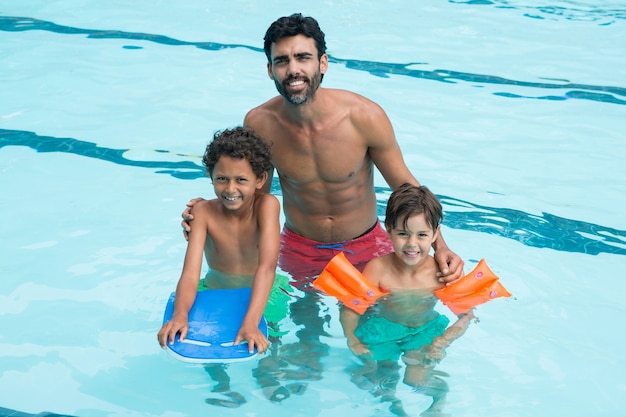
[162,287,268,363]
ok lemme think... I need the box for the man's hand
[181,197,205,240]
[434,247,464,284]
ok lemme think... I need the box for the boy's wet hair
[263,13,327,62]
[202,127,272,179]
[384,183,443,232]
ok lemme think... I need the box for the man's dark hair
[263,13,327,62]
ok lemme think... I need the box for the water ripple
[449,0,626,24]
[2,128,624,256]
[1,16,624,106]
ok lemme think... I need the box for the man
[184,13,463,287]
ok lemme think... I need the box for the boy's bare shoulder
[363,253,394,285]
[367,253,391,267]
[254,192,281,216]
[257,192,280,204]
[189,198,220,219]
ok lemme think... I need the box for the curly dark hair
[202,127,272,179]
[263,13,327,62]
[384,183,443,232]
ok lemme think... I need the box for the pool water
[1,1,625,416]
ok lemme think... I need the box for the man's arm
[244,109,275,194]
[361,100,464,283]
[432,234,464,282]
[360,101,420,189]
[181,197,205,240]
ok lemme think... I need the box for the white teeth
[289,80,304,86]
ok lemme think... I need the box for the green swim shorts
[198,272,293,337]
[354,313,450,361]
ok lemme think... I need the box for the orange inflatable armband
[434,259,511,315]
[313,252,388,314]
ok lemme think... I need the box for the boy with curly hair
[158,126,280,355]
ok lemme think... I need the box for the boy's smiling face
[211,155,267,211]
[388,213,439,267]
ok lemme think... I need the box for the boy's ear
[256,171,269,189]
[433,225,441,241]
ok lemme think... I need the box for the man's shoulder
[323,89,386,124]
[325,88,378,106]
[246,96,282,116]
[244,96,282,130]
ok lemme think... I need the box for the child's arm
[157,203,207,348]
[234,194,281,354]
[339,306,372,357]
[339,257,385,357]
[422,309,477,365]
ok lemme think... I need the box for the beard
[274,69,323,105]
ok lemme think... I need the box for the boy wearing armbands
[340,183,476,416]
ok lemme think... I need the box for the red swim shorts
[278,223,393,290]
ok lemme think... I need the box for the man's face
[267,34,328,105]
